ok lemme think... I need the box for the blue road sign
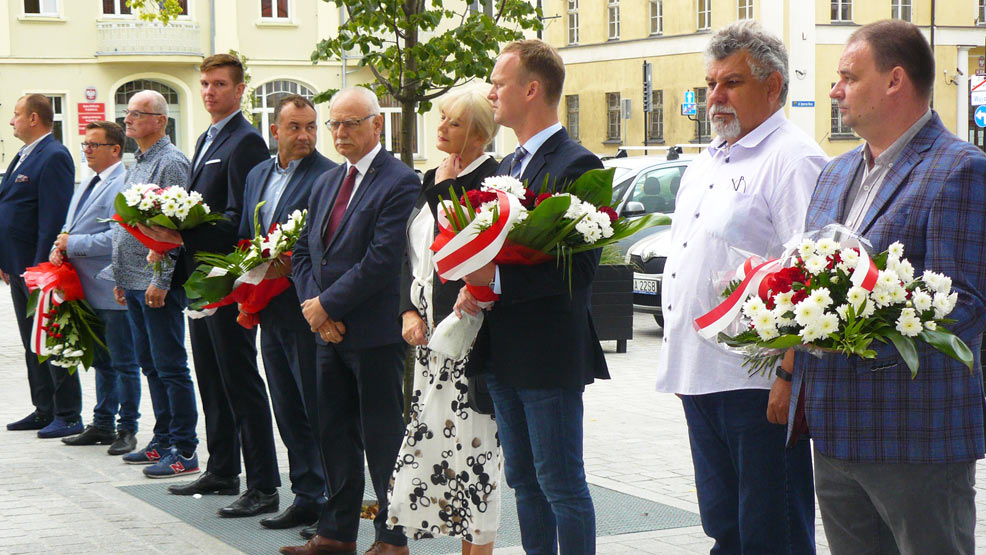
[684,90,695,104]
[975,105,986,128]
[791,100,815,107]
[681,102,696,116]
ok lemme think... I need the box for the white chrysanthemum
[793,300,822,327]
[809,287,833,308]
[847,286,868,308]
[945,291,958,313]
[799,324,826,343]
[804,255,827,275]
[188,191,204,205]
[835,304,850,320]
[859,299,876,318]
[872,289,893,308]
[574,218,602,243]
[160,200,179,218]
[922,271,952,294]
[893,259,915,283]
[773,291,795,313]
[924,321,937,331]
[51,344,64,354]
[123,189,142,207]
[816,313,839,335]
[138,197,155,211]
[840,248,860,266]
[743,297,767,318]
[752,310,776,329]
[835,262,850,274]
[889,285,908,304]
[561,196,586,220]
[281,220,296,234]
[515,210,529,224]
[877,269,900,289]
[887,241,905,261]
[479,200,498,214]
[201,203,211,214]
[176,205,191,220]
[797,239,817,257]
[895,309,922,337]
[815,238,838,256]
[472,209,495,229]
[911,289,932,312]
[481,175,526,198]
[932,292,955,319]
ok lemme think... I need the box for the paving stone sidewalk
[0,289,983,553]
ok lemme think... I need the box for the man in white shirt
[655,21,827,554]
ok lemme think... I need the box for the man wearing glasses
[100,90,199,475]
[282,87,418,555]
[56,121,140,457]
[1,94,78,438]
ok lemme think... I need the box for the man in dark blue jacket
[238,94,336,530]
[2,94,79,438]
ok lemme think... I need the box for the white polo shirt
[655,109,828,395]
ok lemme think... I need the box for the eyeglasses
[325,114,376,131]
[81,142,115,150]
[123,109,164,118]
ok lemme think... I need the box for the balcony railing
[96,20,202,57]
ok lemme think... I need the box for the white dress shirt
[343,142,383,208]
[655,109,828,395]
[12,132,52,173]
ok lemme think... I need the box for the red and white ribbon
[694,257,783,340]
[432,189,523,281]
[30,288,64,356]
[850,248,879,291]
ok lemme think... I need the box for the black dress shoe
[299,525,317,540]
[168,471,240,496]
[218,488,279,518]
[260,503,320,529]
[107,430,137,455]
[61,424,116,446]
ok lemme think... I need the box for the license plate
[633,278,658,294]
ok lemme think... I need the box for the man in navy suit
[455,40,608,553]
[238,94,336,530]
[55,121,140,456]
[1,94,79,438]
[280,87,417,555]
[141,54,279,516]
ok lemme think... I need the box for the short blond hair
[500,39,565,106]
[438,85,499,148]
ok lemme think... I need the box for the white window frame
[41,94,65,145]
[606,92,621,141]
[567,0,579,45]
[647,90,663,142]
[260,0,290,21]
[380,107,425,159]
[608,0,620,40]
[650,0,662,35]
[891,0,911,21]
[24,0,59,16]
[831,0,851,22]
[566,95,580,142]
[737,0,753,20]
[696,0,711,31]
[830,82,855,137]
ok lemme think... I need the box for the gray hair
[706,20,789,104]
[130,90,169,118]
[329,86,381,116]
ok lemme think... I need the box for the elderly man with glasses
[99,89,200,477]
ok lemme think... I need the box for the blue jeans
[485,373,595,554]
[681,390,815,555]
[125,288,198,452]
[91,308,140,432]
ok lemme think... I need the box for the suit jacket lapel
[246,158,276,233]
[190,113,244,187]
[272,153,316,224]
[324,150,386,251]
[520,128,566,190]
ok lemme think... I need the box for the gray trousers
[813,448,976,555]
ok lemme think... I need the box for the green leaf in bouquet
[883,329,919,378]
[113,192,142,223]
[717,330,760,347]
[567,168,616,208]
[871,251,889,270]
[148,213,178,230]
[918,327,974,372]
[757,334,803,350]
[25,288,41,318]
[508,195,571,248]
[183,267,237,310]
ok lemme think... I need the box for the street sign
[791,100,815,107]
[77,102,105,134]
[622,98,632,120]
[642,61,653,113]
[681,102,696,116]
[974,106,986,129]
[972,76,986,106]
[684,90,695,104]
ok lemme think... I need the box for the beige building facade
[547,0,986,157]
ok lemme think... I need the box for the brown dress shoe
[279,535,357,555]
[364,541,409,555]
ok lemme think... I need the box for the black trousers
[9,273,81,420]
[188,303,279,489]
[315,341,407,546]
[260,323,325,505]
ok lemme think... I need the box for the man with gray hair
[655,21,826,553]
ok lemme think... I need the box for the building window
[830,82,854,137]
[606,92,621,141]
[566,95,580,142]
[737,0,753,19]
[650,0,662,35]
[647,90,663,142]
[252,80,315,155]
[608,0,620,40]
[891,0,911,21]
[567,0,579,44]
[115,79,181,159]
[831,0,851,22]
[694,87,711,141]
[102,0,132,15]
[43,95,64,144]
[979,0,985,24]
[380,94,423,158]
[24,0,58,16]
[696,0,711,30]
[261,0,289,19]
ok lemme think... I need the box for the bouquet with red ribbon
[184,204,307,329]
[23,262,104,373]
[695,225,973,378]
[425,170,669,359]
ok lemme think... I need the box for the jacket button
[321,259,327,266]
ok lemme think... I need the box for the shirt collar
[135,136,172,161]
[18,132,52,160]
[458,154,492,177]
[862,109,932,168]
[347,142,383,177]
[96,160,123,182]
[275,156,301,175]
[520,122,563,160]
[709,108,786,158]
[209,109,241,137]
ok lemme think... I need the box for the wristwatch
[775,366,793,382]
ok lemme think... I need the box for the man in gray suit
[54,121,141,455]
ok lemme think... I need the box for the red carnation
[237,239,253,251]
[521,188,537,208]
[791,289,809,304]
[598,205,618,223]
[461,189,497,209]
[535,193,553,206]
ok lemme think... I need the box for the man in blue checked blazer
[782,20,986,554]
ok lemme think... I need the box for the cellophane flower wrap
[22,262,105,374]
[107,183,225,271]
[426,169,670,359]
[695,225,973,378]
[183,203,307,329]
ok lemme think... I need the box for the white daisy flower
[804,255,827,275]
[138,197,155,211]
[816,238,839,256]
[794,300,822,327]
[797,239,817,257]
[840,248,860,266]
[809,287,834,308]
[481,175,526,198]
[895,311,922,337]
[911,289,932,312]
[893,259,915,283]
[817,313,839,335]
[887,241,905,261]
[773,291,795,312]
[924,321,937,331]
[847,286,868,308]
[835,304,850,321]
[743,297,767,318]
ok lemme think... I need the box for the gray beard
[711,115,741,141]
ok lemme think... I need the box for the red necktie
[323,165,358,245]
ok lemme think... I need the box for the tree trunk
[398,0,419,168]
[399,99,415,167]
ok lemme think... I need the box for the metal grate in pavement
[119,473,700,554]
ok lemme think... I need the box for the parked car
[624,221,673,327]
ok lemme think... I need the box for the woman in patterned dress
[388,86,501,554]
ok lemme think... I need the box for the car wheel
[653,313,664,327]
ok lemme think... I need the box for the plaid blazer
[788,113,986,463]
